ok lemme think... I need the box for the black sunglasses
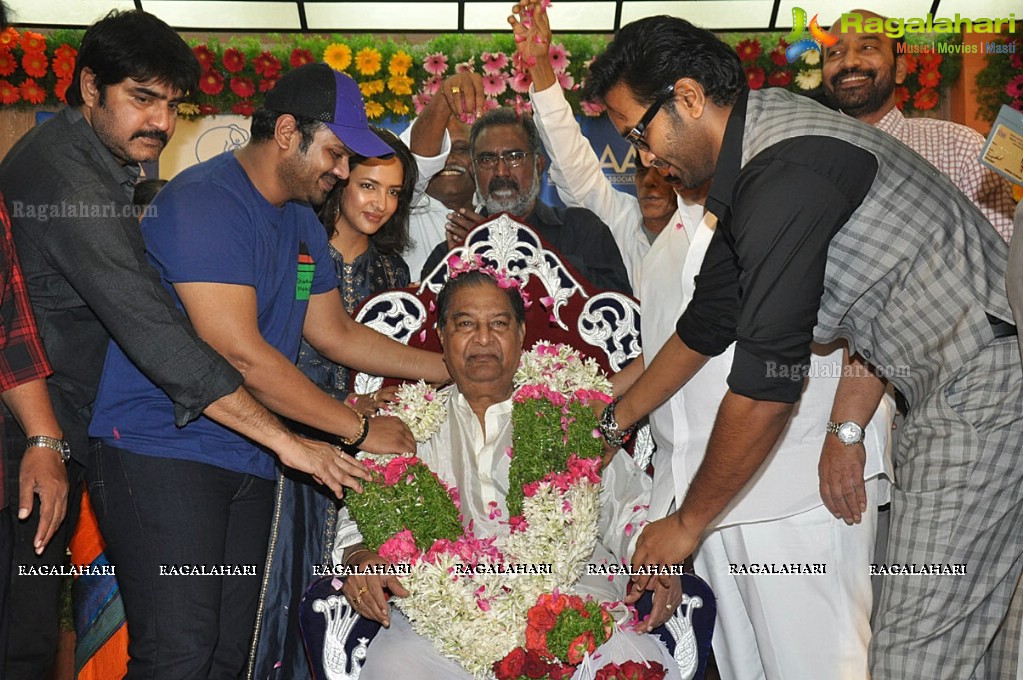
[622,84,675,151]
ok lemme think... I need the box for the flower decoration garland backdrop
[0,26,971,118]
[976,34,1023,120]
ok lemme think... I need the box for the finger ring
[357,586,369,596]
[451,86,461,94]
[354,595,362,606]
[665,603,673,611]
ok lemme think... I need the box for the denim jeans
[87,441,274,680]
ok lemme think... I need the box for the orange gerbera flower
[20,78,46,105]
[917,68,940,88]
[913,87,939,111]
[20,31,46,54]
[0,78,19,104]
[0,50,15,77]
[0,27,19,50]
[55,78,71,103]
[53,54,75,80]
[21,52,48,78]
[54,44,77,61]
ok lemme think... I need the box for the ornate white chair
[299,214,716,679]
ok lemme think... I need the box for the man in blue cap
[87,63,448,679]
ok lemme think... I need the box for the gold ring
[354,595,362,606]
[357,586,369,596]
[451,86,461,94]
[665,603,673,611]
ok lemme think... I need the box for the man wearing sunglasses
[584,15,1022,680]
[417,108,632,294]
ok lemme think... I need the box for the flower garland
[0,24,962,118]
[347,342,612,677]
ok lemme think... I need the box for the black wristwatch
[25,435,71,464]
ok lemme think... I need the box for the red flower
[0,78,19,105]
[566,631,596,664]
[54,44,76,61]
[770,45,788,66]
[893,85,910,110]
[917,52,942,71]
[198,103,221,115]
[231,99,255,116]
[20,31,46,54]
[229,76,255,98]
[522,651,549,679]
[0,50,15,77]
[52,54,75,80]
[55,78,71,103]
[199,69,225,95]
[745,66,765,90]
[526,601,558,632]
[20,78,45,105]
[1012,98,1023,112]
[1006,74,1023,99]
[21,52,48,78]
[913,87,939,111]
[222,47,245,73]
[493,647,527,679]
[1011,52,1023,70]
[193,45,215,71]
[524,623,548,654]
[917,68,940,88]
[290,48,314,68]
[0,27,18,50]
[767,70,792,87]
[736,38,762,63]
[259,76,279,93]
[902,53,917,74]
[253,51,282,78]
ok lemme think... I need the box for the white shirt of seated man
[334,272,682,679]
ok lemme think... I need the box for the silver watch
[826,421,864,446]
[25,435,71,464]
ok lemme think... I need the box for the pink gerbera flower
[455,60,475,74]
[423,75,444,96]
[480,51,509,75]
[509,70,533,94]
[482,73,508,97]
[556,71,575,91]
[548,43,570,72]
[423,52,448,75]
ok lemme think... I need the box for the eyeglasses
[474,150,532,169]
[623,84,675,152]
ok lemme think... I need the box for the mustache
[487,177,519,194]
[131,129,169,145]
[830,68,876,88]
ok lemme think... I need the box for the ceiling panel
[305,1,457,31]
[465,1,617,31]
[933,0,1021,23]
[141,1,302,30]
[622,1,776,31]
[5,0,136,26]
[773,0,934,30]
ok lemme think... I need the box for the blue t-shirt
[89,152,336,479]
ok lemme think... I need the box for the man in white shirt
[512,3,893,678]
[333,270,676,678]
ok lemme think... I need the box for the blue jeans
[87,442,274,680]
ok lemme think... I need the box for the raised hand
[509,0,552,69]
[438,72,486,125]
[276,435,372,499]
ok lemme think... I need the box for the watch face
[837,422,863,444]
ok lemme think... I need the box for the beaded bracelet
[338,410,369,448]
[598,396,634,448]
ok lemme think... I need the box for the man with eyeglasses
[585,15,1023,680]
[509,3,890,678]
[417,108,632,294]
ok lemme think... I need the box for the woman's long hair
[317,125,417,257]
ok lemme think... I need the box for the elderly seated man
[333,269,682,678]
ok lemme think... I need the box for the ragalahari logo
[785,7,837,63]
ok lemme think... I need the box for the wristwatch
[826,421,864,446]
[25,435,71,464]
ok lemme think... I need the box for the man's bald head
[821,8,907,124]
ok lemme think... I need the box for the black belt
[988,314,1018,339]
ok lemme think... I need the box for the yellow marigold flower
[324,43,352,72]
[387,99,410,116]
[364,100,385,119]
[359,79,385,97]
[388,50,412,75]
[176,102,201,116]
[355,47,382,76]
[387,74,414,96]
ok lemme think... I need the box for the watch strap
[25,435,71,464]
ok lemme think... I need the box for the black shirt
[420,202,633,295]
[0,107,242,461]
[676,89,878,402]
